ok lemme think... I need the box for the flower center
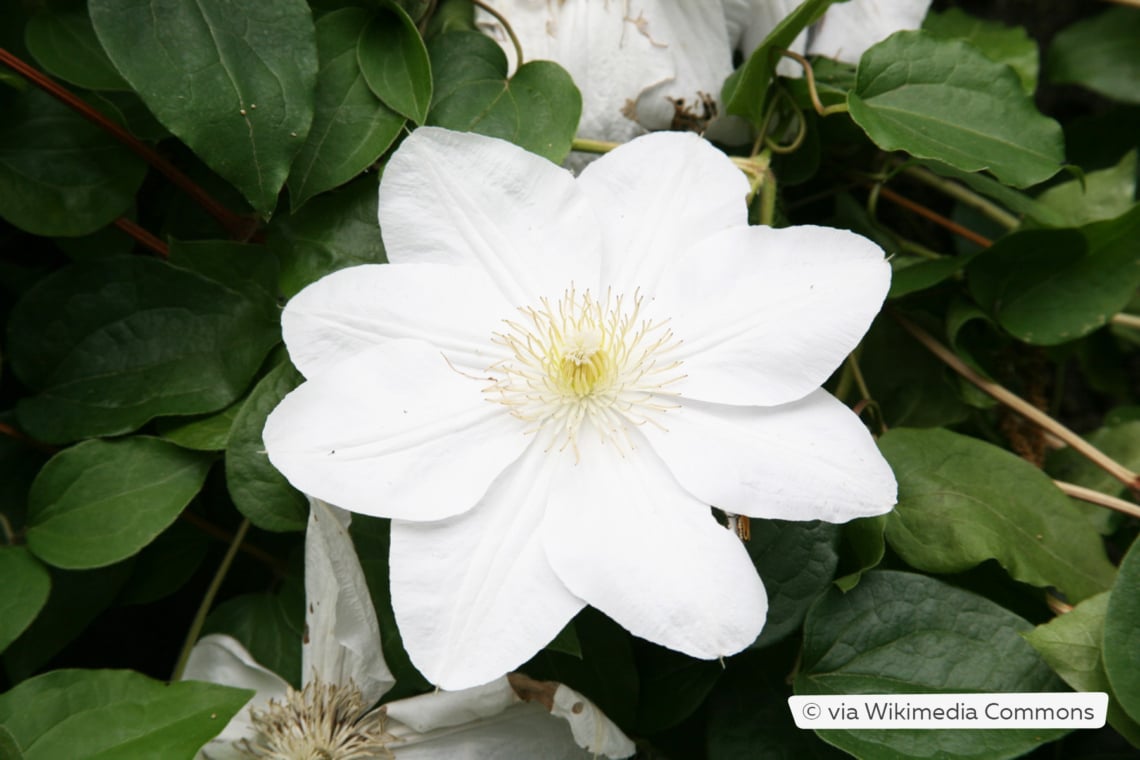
[239,680,395,760]
[487,287,684,456]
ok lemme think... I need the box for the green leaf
[1105,538,1140,724]
[358,3,433,124]
[9,256,280,442]
[968,205,1140,345]
[848,31,1063,188]
[116,520,209,606]
[267,173,386,298]
[3,562,133,682]
[0,88,146,237]
[226,362,308,532]
[1047,420,1140,502]
[746,519,839,648]
[427,31,581,163]
[288,8,405,210]
[922,8,1038,94]
[25,437,212,570]
[723,0,834,125]
[89,0,319,213]
[0,669,250,760]
[915,159,1068,228]
[797,570,1067,759]
[1047,7,1140,105]
[155,402,242,452]
[880,428,1116,602]
[634,644,721,735]
[24,1,128,91]
[1025,592,1140,747]
[1035,150,1138,227]
[0,547,51,653]
[0,725,21,760]
[888,249,981,299]
[834,514,887,592]
[203,581,305,689]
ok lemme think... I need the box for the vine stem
[0,513,14,544]
[871,183,994,248]
[898,165,1020,231]
[570,137,618,154]
[778,48,849,117]
[171,518,250,681]
[894,312,1140,496]
[1111,313,1140,331]
[1055,480,1140,520]
[114,217,169,258]
[472,0,523,67]
[0,47,253,240]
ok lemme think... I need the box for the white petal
[659,224,889,407]
[644,390,898,522]
[552,684,637,759]
[385,677,518,733]
[378,127,602,304]
[182,634,289,749]
[282,263,511,379]
[390,703,590,759]
[542,434,767,659]
[476,0,670,144]
[390,440,585,689]
[809,0,933,64]
[736,0,809,77]
[303,499,394,704]
[264,340,528,521]
[578,131,749,295]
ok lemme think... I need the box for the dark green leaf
[0,88,146,237]
[156,402,242,452]
[634,643,721,735]
[1047,8,1140,105]
[267,173,386,298]
[0,547,51,653]
[848,31,1063,188]
[834,514,887,592]
[427,31,580,163]
[915,160,1068,228]
[1046,420,1140,533]
[89,0,319,213]
[1025,592,1140,747]
[358,3,433,124]
[923,8,1038,94]
[202,580,305,688]
[797,570,1067,759]
[288,8,405,210]
[9,256,280,442]
[545,622,581,659]
[0,725,21,760]
[226,362,308,532]
[889,250,980,299]
[116,520,210,606]
[0,669,250,760]
[746,519,839,648]
[3,562,133,682]
[968,205,1140,345]
[723,0,834,125]
[1105,538,1140,724]
[26,437,212,570]
[880,428,1116,602]
[24,1,127,91]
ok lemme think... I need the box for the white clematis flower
[732,0,933,69]
[183,498,634,759]
[476,0,745,145]
[263,126,897,690]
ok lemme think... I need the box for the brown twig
[114,217,169,258]
[0,47,254,240]
[180,511,289,577]
[872,183,994,248]
[1054,480,1140,520]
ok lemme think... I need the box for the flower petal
[182,634,289,750]
[282,263,511,379]
[385,677,518,733]
[552,684,637,759]
[390,440,586,690]
[303,499,394,705]
[809,0,933,64]
[542,434,767,659]
[735,0,810,77]
[644,390,898,522]
[378,127,602,304]
[579,131,749,296]
[264,340,528,521]
[658,223,889,406]
[388,703,592,759]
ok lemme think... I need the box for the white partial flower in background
[183,498,634,759]
[263,127,897,690]
[476,0,746,146]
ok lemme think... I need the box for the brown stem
[180,511,288,577]
[872,183,994,248]
[1054,480,1140,520]
[0,47,254,240]
[114,217,169,258]
[0,421,58,454]
[894,312,1140,496]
